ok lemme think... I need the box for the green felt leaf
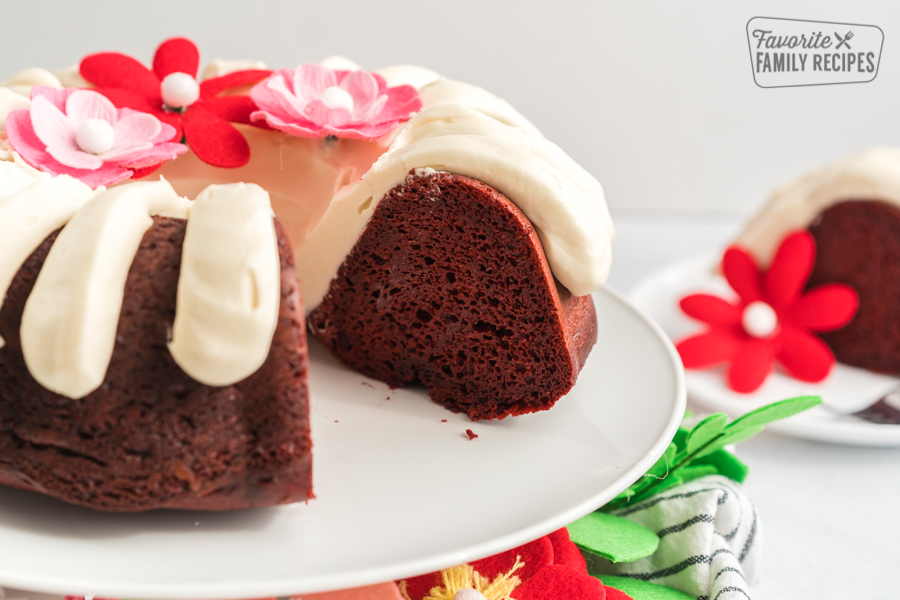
[725,395,822,433]
[676,464,719,486]
[594,575,695,600]
[568,512,660,563]
[685,413,727,455]
[646,443,676,479]
[692,449,750,483]
[694,425,765,459]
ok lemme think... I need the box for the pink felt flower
[5,86,186,188]
[250,64,422,139]
[676,231,859,393]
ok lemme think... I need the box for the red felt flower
[79,37,271,168]
[676,231,859,393]
[398,528,631,600]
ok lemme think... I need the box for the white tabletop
[609,212,900,600]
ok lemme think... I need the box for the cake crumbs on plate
[441,419,447,423]
[465,429,478,440]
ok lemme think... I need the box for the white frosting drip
[735,148,900,266]
[297,133,611,309]
[53,64,91,89]
[168,183,280,386]
[418,78,543,138]
[319,56,362,72]
[201,59,268,81]
[0,175,94,349]
[375,65,441,90]
[1,67,61,97]
[21,179,191,399]
[392,104,615,243]
[0,88,31,134]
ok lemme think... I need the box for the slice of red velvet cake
[309,172,597,420]
[735,148,900,376]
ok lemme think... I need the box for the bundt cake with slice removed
[0,177,312,511]
[309,171,597,420]
[735,148,900,375]
[0,40,614,511]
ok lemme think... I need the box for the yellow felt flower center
[400,556,525,600]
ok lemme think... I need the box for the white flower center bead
[318,85,355,111]
[161,72,200,109]
[742,301,778,338]
[75,118,115,155]
[453,590,487,600]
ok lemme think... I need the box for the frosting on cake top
[735,147,900,265]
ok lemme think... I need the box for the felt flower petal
[778,326,834,382]
[510,565,606,600]
[65,89,117,127]
[471,536,554,583]
[397,571,442,600]
[380,84,423,121]
[722,247,762,303]
[252,73,310,121]
[547,528,587,571]
[112,111,162,148]
[200,69,272,97]
[153,37,200,79]
[80,52,161,101]
[680,294,741,326]
[92,88,183,138]
[305,98,354,127]
[30,85,77,111]
[341,70,381,114]
[765,230,815,311]
[5,109,60,171]
[182,106,250,168]
[204,95,259,124]
[129,164,163,180]
[676,330,742,369]
[106,142,187,168]
[29,95,75,151]
[293,64,338,103]
[727,338,777,393]
[47,143,104,170]
[789,284,859,332]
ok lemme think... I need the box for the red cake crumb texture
[0,218,312,512]
[309,172,597,421]
[466,429,478,440]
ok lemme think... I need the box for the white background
[4,1,900,214]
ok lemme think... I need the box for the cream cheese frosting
[0,175,95,349]
[20,178,191,398]
[297,132,611,308]
[418,78,544,138]
[735,148,900,266]
[168,183,280,386]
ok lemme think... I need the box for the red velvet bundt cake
[0,39,614,510]
[735,148,900,374]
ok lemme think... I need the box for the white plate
[0,288,684,599]
[631,255,900,447]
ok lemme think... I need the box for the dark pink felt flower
[250,64,421,139]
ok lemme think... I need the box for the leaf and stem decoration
[569,395,822,562]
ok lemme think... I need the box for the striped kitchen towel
[589,475,761,600]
